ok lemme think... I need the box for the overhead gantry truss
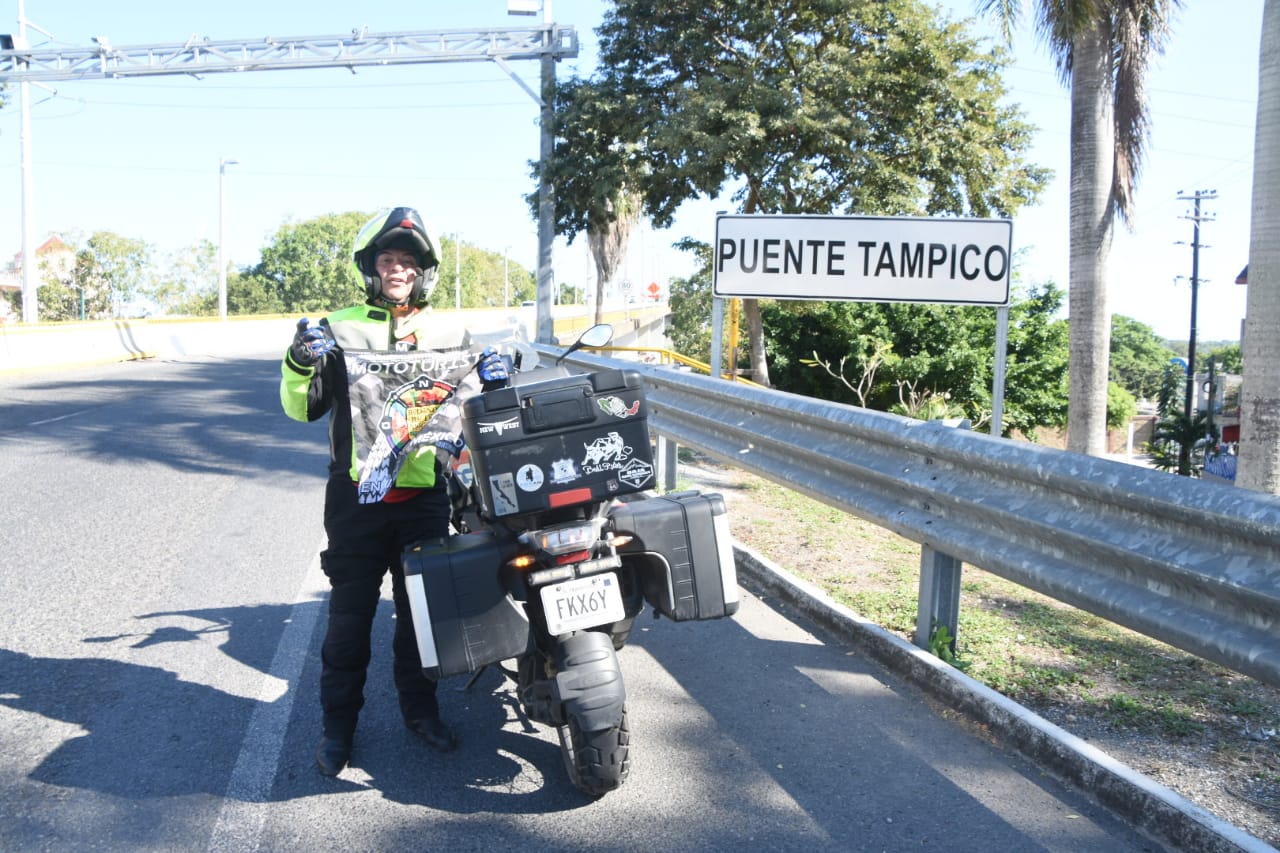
[0,25,578,83]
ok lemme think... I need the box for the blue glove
[478,346,511,387]
[291,318,335,367]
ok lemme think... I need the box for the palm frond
[1111,0,1181,225]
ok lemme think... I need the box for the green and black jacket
[280,302,443,489]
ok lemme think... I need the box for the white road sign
[713,214,1013,306]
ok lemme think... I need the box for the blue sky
[0,0,1264,341]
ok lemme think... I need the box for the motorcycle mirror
[556,323,614,365]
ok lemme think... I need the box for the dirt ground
[678,456,1280,850]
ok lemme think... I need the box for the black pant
[318,477,451,739]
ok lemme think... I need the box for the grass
[709,466,1279,743]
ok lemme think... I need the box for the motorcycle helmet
[352,207,441,306]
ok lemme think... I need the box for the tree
[1109,314,1177,401]
[1238,0,1280,493]
[147,241,219,316]
[760,285,1073,435]
[227,269,283,316]
[550,0,1048,385]
[978,0,1180,456]
[244,211,369,314]
[1201,342,1242,375]
[72,232,153,318]
[585,192,640,323]
[665,238,729,367]
[33,250,82,322]
[1146,364,1215,476]
[430,236,536,310]
[668,231,1074,435]
[534,78,643,323]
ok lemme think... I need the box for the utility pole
[16,0,41,324]
[1176,189,1217,476]
[454,234,461,311]
[217,157,238,320]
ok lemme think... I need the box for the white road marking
[207,548,328,852]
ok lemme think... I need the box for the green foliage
[243,211,368,314]
[56,232,153,319]
[1154,362,1183,420]
[0,289,17,320]
[1109,315,1177,401]
[928,623,971,671]
[1147,408,1218,476]
[432,237,536,310]
[145,241,219,316]
[758,283,1069,435]
[227,269,284,316]
[1201,343,1243,374]
[545,0,1056,424]
[234,213,538,315]
[1106,381,1137,431]
[1146,360,1217,477]
[579,0,1048,225]
[664,237,1073,435]
[535,77,642,242]
[665,238,717,363]
[35,279,88,322]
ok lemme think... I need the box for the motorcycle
[401,324,739,796]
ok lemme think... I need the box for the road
[0,353,1161,852]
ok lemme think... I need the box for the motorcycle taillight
[523,520,602,556]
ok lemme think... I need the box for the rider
[280,206,509,776]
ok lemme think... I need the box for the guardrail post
[915,546,962,654]
[655,434,678,493]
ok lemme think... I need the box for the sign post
[713,214,1013,433]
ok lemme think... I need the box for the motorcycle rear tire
[557,707,631,797]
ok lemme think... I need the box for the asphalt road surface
[0,353,1162,852]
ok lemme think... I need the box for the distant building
[0,234,76,294]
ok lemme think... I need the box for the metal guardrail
[544,345,1280,689]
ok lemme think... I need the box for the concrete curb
[732,542,1276,853]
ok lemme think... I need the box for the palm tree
[1237,0,1280,493]
[585,190,641,325]
[978,0,1179,456]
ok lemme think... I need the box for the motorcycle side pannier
[461,368,654,518]
[402,532,532,679]
[608,491,739,621]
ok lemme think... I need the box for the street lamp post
[504,246,510,307]
[218,157,238,319]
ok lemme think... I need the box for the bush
[1107,382,1137,431]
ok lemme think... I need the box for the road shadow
[617,584,1147,852]
[0,645,257,799]
[7,595,583,819]
[1,575,1151,850]
[0,354,327,479]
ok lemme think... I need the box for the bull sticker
[516,464,544,492]
[581,431,633,474]
[489,472,519,515]
[617,457,654,490]
[477,416,520,437]
[549,458,580,485]
[597,395,641,419]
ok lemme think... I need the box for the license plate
[541,572,625,636]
